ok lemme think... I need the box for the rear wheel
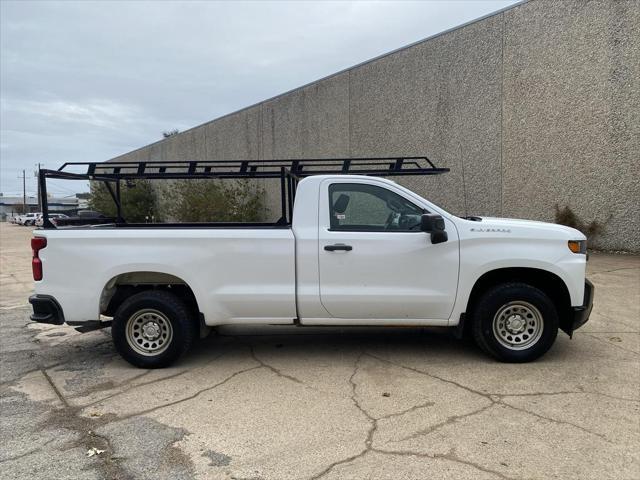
[112,290,196,368]
[471,283,558,362]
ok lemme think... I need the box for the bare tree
[162,129,180,138]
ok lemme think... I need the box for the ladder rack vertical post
[279,167,287,224]
[115,180,123,223]
[39,170,53,229]
[286,172,294,224]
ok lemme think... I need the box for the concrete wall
[111,0,640,251]
[501,0,639,251]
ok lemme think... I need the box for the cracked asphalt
[1,222,639,479]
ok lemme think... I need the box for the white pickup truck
[29,158,593,368]
[18,212,41,226]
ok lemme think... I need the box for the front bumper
[566,279,594,337]
[29,295,65,325]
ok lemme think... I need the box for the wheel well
[100,272,200,319]
[465,267,572,332]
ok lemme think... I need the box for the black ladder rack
[39,156,449,228]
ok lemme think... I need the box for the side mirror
[420,214,448,244]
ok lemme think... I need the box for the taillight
[31,237,47,281]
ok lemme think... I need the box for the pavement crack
[372,447,521,480]
[41,368,69,408]
[580,330,639,334]
[0,449,40,463]
[307,449,369,480]
[395,402,495,442]
[115,365,262,421]
[68,371,152,401]
[499,401,614,444]
[492,390,639,403]
[364,354,619,445]
[487,390,581,398]
[378,399,436,421]
[81,369,190,408]
[0,438,54,463]
[442,447,523,480]
[349,353,377,447]
[249,345,305,386]
[587,392,640,403]
[0,360,93,389]
[583,333,640,356]
[365,352,494,401]
[307,353,374,480]
[81,349,230,408]
[589,267,639,276]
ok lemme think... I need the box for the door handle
[324,244,353,252]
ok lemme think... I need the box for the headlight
[568,240,587,254]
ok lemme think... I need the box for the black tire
[471,282,558,363]
[112,290,197,368]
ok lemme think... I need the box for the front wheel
[112,290,197,368]
[471,283,558,363]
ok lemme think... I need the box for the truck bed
[34,227,297,325]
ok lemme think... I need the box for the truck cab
[293,175,460,323]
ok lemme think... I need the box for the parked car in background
[35,213,68,227]
[17,212,41,226]
[54,210,112,227]
[77,210,106,218]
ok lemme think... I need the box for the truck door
[317,178,459,320]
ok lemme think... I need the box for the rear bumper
[29,295,65,325]
[567,279,594,337]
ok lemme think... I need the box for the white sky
[1,0,518,196]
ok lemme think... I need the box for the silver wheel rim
[126,309,173,356]
[492,301,544,350]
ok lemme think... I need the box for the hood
[463,216,586,240]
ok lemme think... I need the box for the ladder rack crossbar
[52,156,447,179]
[38,156,449,229]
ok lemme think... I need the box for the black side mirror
[420,214,448,244]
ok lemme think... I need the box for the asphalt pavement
[1,222,638,479]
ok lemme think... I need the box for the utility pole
[34,163,42,211]
[19,170,26,212]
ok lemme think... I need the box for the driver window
[329,183,424,231]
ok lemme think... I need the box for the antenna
[459,145,468,217]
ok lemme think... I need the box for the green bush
[168,179,265,223]
[89,180,159,222]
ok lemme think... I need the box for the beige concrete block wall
[502,0,640,251]
[110,0,640,251]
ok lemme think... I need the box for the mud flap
[561,279,594,338]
